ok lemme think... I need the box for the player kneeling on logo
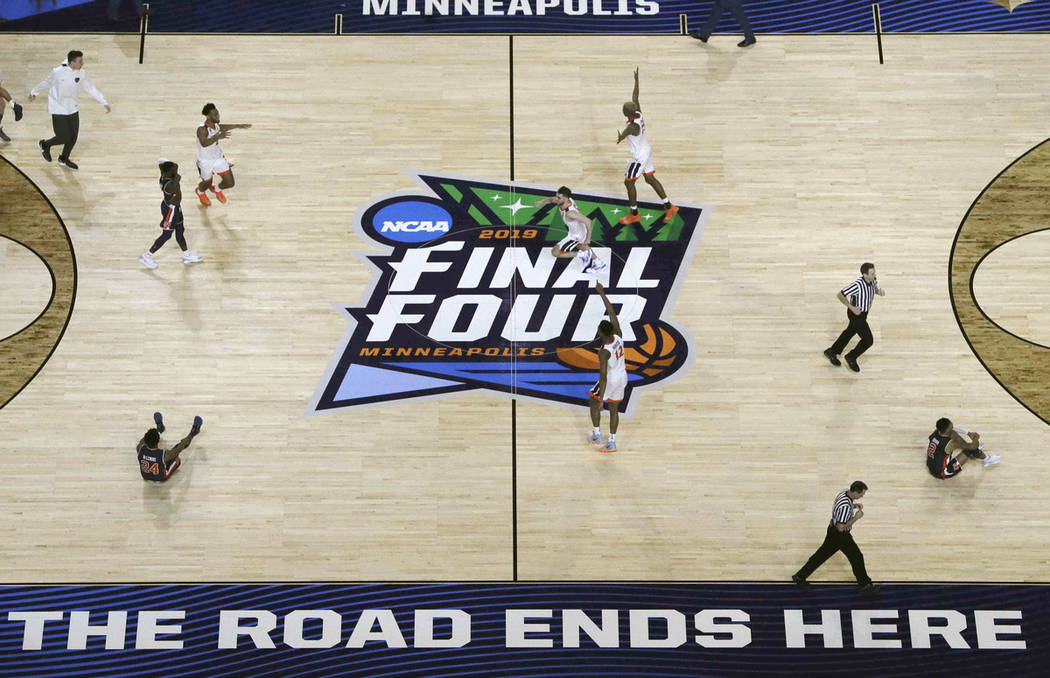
[137,412,203,481]
[588,283,628,453]
[926,417,1001,480]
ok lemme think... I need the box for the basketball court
[1,26,1050,672]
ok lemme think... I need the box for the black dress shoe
[859,582,879,593]
[823,349,841,367]
[845,357,860,372]
[738,37,757,47]
[689,32,709,43]
[791,574,809,586]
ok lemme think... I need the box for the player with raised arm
[194,103,251,206]
[588,282,628,452]
[534,185,607,277]
[137,412,203,482]
[616,68,677,227]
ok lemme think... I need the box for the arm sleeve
[840,281,860,298]
[832,505,851,524]
[79,73,108,106]
[30,69,55,97]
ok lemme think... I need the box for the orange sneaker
[195,187,212,207]
[618,212,642,225]
[211,187,227,204]
[663,204,679,223]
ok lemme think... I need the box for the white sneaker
[182,251,204,264]
[138,252,157,269]
[983,454,1002,468]
[579,250,608,277]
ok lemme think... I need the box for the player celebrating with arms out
[195,103,251,206]
[616,68,678,227]
[534,185,607,276]
[588,282,629,453]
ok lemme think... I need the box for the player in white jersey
[194,103,251,206]
[533,186,607,277]
[587,282,628,453]
[0,68,25,143]
[616,69,677,227]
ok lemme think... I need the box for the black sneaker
[0,128,9,143]
[58,157,78,171]
[845,357,860,372]
[190,415,203,437]
[13,102,23,121]
[153,412,166,434]
[791,574,809,586]
[822,349,841,366]
[39,140,52,162]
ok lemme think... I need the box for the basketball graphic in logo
[555,322,686,380]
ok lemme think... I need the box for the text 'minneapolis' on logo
[308,170,709,417]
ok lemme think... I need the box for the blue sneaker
[190,415,203,437]
[587,432,603,445]
[600,440,617,453]
[153,411,165,433]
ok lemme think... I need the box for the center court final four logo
[308,171,709,417]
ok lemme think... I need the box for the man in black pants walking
[824,262,885,372]
[689,0,756,48]
[29,50,110,171]
[792,481,876,592]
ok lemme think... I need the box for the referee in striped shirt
[792,481,876,592]
[823,262,885,372]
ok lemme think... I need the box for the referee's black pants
[794,523,871,586]
[43,112,79,161]
[829,309,872,360]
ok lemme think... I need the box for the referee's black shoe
[13,102,23,121]
[791,574,809,586]
[845,357,860,372]
[822,349,841,367]
[858,582,879,594]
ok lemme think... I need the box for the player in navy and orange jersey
[139,159,203,268]
[137,412,202,482]
[588,283,628,453]
[194,103,251,206]
[926,417,1001,480]
[615,68,677,227]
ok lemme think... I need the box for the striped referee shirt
[831,489,855,530]
[841,277,878,313]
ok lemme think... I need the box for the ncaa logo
[309,170,710,416]
[371,200,451,243]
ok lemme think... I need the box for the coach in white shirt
[29,50,110,171]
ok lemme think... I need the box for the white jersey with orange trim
[196,122,224,165]
[626,114,652,162]
[590,334,628,403]
[604,335,627,380]
[559,198,590,244]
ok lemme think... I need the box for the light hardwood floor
[0,33,1048,583]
